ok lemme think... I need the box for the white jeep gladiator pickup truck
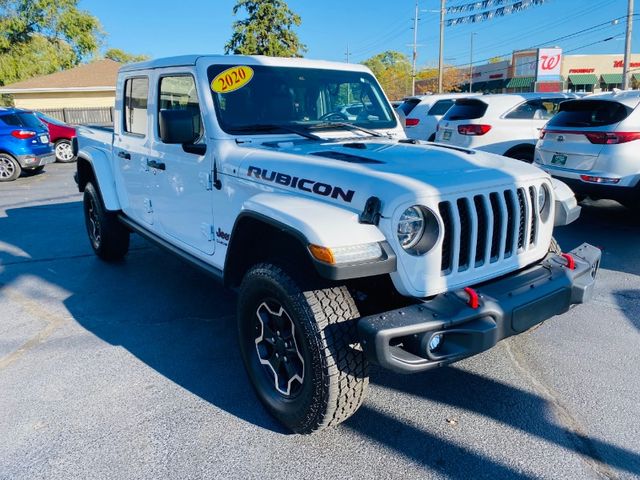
[75,55,600,434]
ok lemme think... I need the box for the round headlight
[538,186,548,213]
[397,206,425,249]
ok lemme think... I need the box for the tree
[225,0,306,57]
[0,0,102,85]
[362,51,412,100]
[415,66,463,94]
[105,48,149,64]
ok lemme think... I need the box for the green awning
[600,73,623,84]
[506,77,534,88]
[633,73,640,81]
[568,74,598,85]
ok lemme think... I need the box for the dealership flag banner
[446,0,548,26]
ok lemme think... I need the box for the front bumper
[357,243,601,373]
[16,152,56,168]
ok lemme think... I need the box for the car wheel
[83,182,130,261]
[508,150,534,163]
[0,153,21,182]
[55,139,76,163]
[238,263,369,434]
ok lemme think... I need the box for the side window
[158,75,203,139]
[427,99,454,116]
[124,77,149,135]
[505,100,538,120]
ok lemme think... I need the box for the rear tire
[237,263,369,434]
[507,149,534,163]
[0,153,21,182]
[55,139,76,163]
[83,182,130,261]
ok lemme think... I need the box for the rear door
[150,73,215,255]
[536,99,631,171]
[113,76,154,225]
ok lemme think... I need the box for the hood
[231,138,548,215]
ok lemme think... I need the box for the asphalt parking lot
[1,163,639,480]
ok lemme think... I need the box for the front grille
[439,186,540,276]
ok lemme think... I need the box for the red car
[34,112,77,163]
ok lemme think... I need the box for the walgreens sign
[537,48,563,79]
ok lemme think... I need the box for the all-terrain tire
[237,263,369,434]
[83,182,130,261]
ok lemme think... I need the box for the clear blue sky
[80,0,639,69]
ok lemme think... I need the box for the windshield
[207,64,396,135]
[547,100,631,128]
[0,112,46,129]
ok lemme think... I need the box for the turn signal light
[585,132,640,144]
[405,118,420,127]
[458,124,491,136]
[11,130,36,139]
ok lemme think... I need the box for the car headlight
[538,186,548,214]
[398,206,425,249]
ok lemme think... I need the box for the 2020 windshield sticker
[211,66,254,93]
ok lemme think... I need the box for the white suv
[399,93,478,141]
[435,93,578,162]
[535,90,640,209]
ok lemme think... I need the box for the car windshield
[547,99,632,128]
[207,64,397,136]
[0,112,46,129]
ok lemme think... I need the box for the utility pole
[437,0,446,93]
[411,0,419,96]
[469,33,476,92]
[345,43,351,63]
[622,0,634,89]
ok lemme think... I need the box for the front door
[150,74,215,255]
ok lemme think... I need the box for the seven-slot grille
[438,186,541,275]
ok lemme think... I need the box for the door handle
[117,151,131,160]
[147,159,166,171]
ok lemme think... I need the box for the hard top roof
[119,55,372,74]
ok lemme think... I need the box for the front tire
[238,263,369,434]
[55,139,76,163]
[0,153,21,182]
[83,182,130,261]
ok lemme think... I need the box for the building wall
[12,91,116,109]
[561,53,640,77]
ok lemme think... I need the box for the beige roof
[0,59,121,92]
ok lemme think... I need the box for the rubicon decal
[247,166,355,203]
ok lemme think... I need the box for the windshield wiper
[230,124,322,141]
[307,121,387,138]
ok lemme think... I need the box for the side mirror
[159,109,199,144]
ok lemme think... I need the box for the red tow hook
[463,287,479,309]
[561,253,576,270]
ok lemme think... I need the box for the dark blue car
[0,108,55,182]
